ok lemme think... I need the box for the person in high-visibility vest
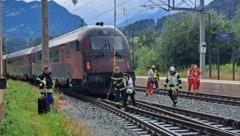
[164,66,182,107]
[111,66,125,109]
[36,66,54,111]
[151,65,159,90]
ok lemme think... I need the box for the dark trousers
[153,79,159,88]
[168,89,178,104]
[123,93,136,108]
[115,90,126,107]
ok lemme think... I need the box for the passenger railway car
[6,47,34,80]
[4,25,134,95]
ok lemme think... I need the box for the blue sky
[23,0,214,25]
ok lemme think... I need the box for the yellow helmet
[151,65,156,68]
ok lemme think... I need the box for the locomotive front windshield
[90,36,123,52]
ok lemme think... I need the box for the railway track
[63,90,237,136]
[135,100,240,135]
[135,86,240,106]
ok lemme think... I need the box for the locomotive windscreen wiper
[115,52,122,58]
[96,39,112,58]
[96,39,107,57]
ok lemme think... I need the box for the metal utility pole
[207,13,212,78]
[199,0,206,79]
[0,0,3,105]
[144,0,207,79]
[41,0,49,68]
[199,0,206,78]
[113,0,117,68]
[132,31,134,70]
[0,0,2,78]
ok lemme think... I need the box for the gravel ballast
[62,91,240,136]
[62,96,138,136]
[135,91,240,121]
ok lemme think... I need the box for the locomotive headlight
[86,61,91,70]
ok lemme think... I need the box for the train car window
[55,51,59,62]
[90,36,123,51]
[50,51,59,62]
[32,56,35,63]
[66,51,70,58]
[115,37,124,50]
[12,59,24,65]
[76,40,80,52]
[7,61,12,64]
[39,54,42,60]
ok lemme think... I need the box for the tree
[230,9,240,64]
[156,12,199,69]
[207,11,233,65]
[138,29,156,48]
[134,45,157,75]
[133,10,234,74]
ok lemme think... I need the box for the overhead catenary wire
[103,6,142,25]
[96,1,156,25]
[48,0,155,28]
[85,1,129,24]
[8,0,158,46]
[69,0,151,25]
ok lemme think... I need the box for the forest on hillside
[131,10,240,76]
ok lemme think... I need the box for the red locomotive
[4,25,134,95]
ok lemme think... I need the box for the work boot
[173,100,178,107]
[115,102,120,109]
[173,102,176,107]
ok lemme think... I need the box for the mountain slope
[207,0,240,19]
[3,0,85,38]
[3,0,86,52]
[118,9,169,27]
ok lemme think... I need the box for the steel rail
[135,86,240,106]
[102,99,236,136]
[63,90,175,135]
[136,100,240,135]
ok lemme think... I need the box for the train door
[61,47,66,77]
[29,55,32,76]
[75,40,84,80]
[68,40,84,91]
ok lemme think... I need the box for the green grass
[0,80,90,136]
[138,64,240,80]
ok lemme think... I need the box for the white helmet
[169,66,176,72]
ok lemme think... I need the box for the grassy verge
[0,80,90,136]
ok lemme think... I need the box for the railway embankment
[0,80,90,136]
